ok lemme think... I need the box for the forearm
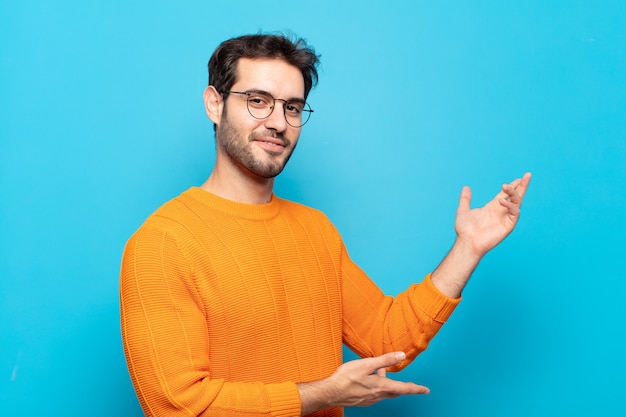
[128,367,302,417]
[341,250,459,367]
[430,237,483,298]
[298,380,334,416]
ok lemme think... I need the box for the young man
[120,33,531,416]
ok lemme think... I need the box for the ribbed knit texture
[120,187,460,416]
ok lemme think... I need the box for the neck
[200,165,274,204]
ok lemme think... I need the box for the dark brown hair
[208,33,320,99]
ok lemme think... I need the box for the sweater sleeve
[120,226,302,417]
[340,243,461,371]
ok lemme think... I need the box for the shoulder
[125,189,199,248]
[276,197,342,237]
[277,197,331,221]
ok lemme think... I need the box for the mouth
[255,140,286,154]
[251,133,289,154]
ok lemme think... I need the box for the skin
[202,56,532,415]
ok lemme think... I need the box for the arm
[295,173,532,415]
[431,172,532,297]
[120,227,301,417]
[289,232,461,415]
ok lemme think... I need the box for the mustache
[249,130,290,146]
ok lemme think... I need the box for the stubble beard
[216,114,297,179]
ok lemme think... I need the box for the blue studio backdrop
[2,1,625,416]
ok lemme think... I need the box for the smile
[255,139,286,153]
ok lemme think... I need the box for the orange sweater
[120,187,460,416]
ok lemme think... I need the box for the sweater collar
[185,186,281,221]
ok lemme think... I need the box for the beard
[216,113,297,179]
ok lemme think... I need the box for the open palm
[455,173,532,257]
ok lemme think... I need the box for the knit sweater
[120,187,460,417]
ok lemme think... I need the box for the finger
[505,172,532,199]
[376,367,387,378]
[498,172,530,202]
[364,352,406,373]
[514,172,532,200]
[505,172,532,204]
[508,177,523,189]
[379,378,431,396]
[457,186,472,214]
[502,183,520,205]
[499,197,521,216]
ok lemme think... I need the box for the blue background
[2,1,625,416]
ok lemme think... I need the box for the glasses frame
[221,90,314,127]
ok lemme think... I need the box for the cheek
[287,129,301,145]
[220,112,254,139]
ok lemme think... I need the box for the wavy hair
[208,33,320,99]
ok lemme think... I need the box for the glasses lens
[287,103,313,127]
[287,102,311,127]
[246,92,273,119]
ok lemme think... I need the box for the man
[120,33,531,416]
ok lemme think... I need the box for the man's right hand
[297,351,429,415]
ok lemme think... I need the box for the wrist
[451,236,485,262]
[431,238,483,298]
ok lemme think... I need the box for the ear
[203,86,223,125]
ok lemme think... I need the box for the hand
[298,352,429,414]
[455,172,532,258]
[430,172,532,298]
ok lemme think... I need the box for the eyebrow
[246,89,306,104]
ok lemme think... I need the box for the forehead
[234,58,305,98]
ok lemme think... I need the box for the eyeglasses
[221,90,313,127]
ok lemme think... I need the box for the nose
[263,101,288,132]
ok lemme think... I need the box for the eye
[285,102,304,116]
[247,93,272,108]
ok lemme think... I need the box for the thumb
[457,186,472,214]
[366,351,406,372]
